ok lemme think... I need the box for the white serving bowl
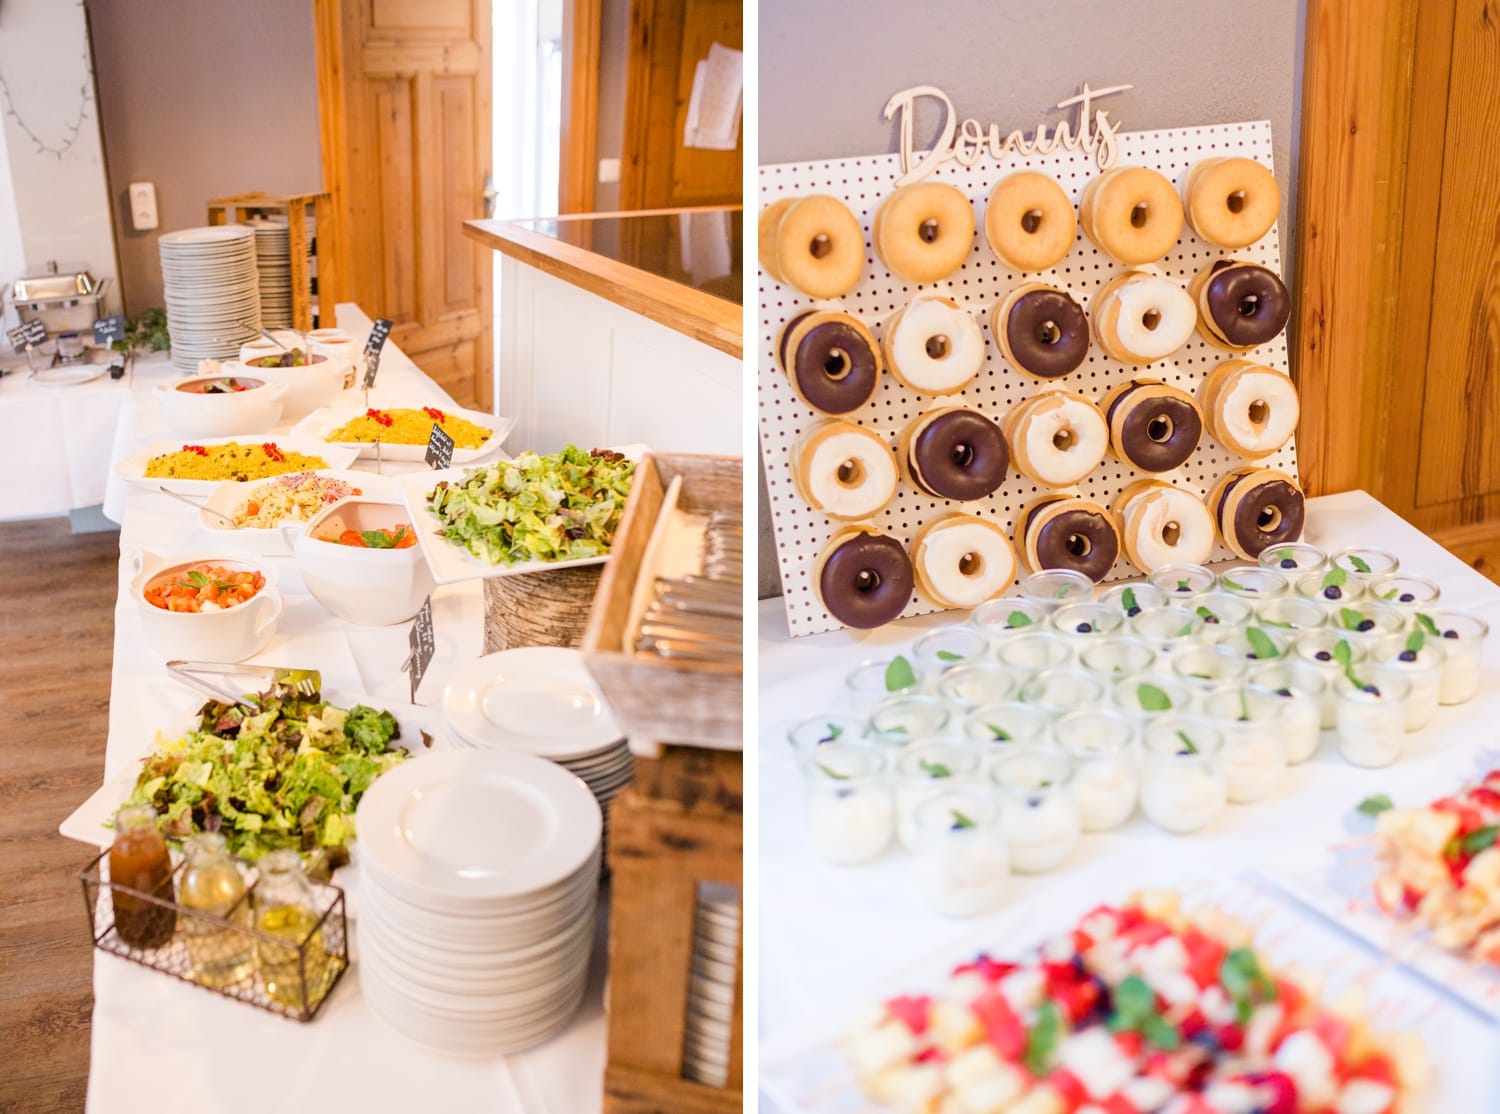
[237,333,304,366]
[235,351,350,419]
[129,551,282,663]
[153,374,288,438]
[307,328,360,366]
[285,497,434,626]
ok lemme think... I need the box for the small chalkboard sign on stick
[362,317,393,389]
[93,314,127,347]
[8,318,46,353]
[425,421,455,469]
[402,596,436,703]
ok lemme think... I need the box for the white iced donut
[1111,479,1215,572]
[1092,269,1197,365]
[1001,390,1109,488]
[882,295,986,395]
[910,513,1016,609]
[1199,358,1300,458]
[789,419,899,520]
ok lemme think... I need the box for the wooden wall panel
[437,77,478,312]
[369,78,418,327]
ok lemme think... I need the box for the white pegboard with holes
[758,120,1299,638]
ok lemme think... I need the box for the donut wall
[758,120,1300,638]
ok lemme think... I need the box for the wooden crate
[582,453,742,748]
[206,191,332,332]
[605,745,743,1113]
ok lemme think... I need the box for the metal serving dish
[6,261,111,334]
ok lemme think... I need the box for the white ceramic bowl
[286,497,435,626]
[308,328,360,366]
[237,333,304,366]
[129,551,282,663]
[235,352,350,419]
[153,374,288,438]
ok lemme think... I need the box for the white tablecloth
[86,305,608,1114]
[0,356,132,520]
[758,491,1500,1110]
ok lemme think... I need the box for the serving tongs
[166,660,322,710]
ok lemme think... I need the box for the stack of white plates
[683,884,741,1087]
[442,648,634,847]
[159,226,261,370]
[250,218,292,328]
[355,748,602,1056]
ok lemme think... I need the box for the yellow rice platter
[115,435,361,495]
[289,402,515,464]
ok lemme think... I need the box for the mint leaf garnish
[1350,555,1373,574]
[950,809,976,830]
[1195,605,1218,621]
[1023,1001,1062,1076]
[816,762,849,780]
[1137,683,1172,711]
[1245,627,1279,660]
[1323,567,1347,589]
[987,724,1011,741]
[885,655,916,691]
[1007,610,1033,629]
[1461,825,1500,855]
[1356,794,1394,817]
[1339,608,1363,630]
[1417,613,1440,637]
[1176,730,1198,754]
[1405,630,1425,655]
[919,758,953,778]
[936,649,963,662]
[1121,588,1139,612]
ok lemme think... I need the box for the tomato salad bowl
[129,551,283,663]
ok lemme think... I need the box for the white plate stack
[159,226,261,370]
[683,884,741,1087]
[354,748,603,1056]
[442,648,634,847]
[250,218,293,329]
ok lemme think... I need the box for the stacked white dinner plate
[442,648,634,848]
[683,883,741,1087]
[250,218,293,328]
[159,225,261,370]
[355,748,602,1056]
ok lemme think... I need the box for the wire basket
[78,848,348,1022]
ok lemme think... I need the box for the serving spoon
[158,485,239,529]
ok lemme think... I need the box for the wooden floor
[0,518,118,1113]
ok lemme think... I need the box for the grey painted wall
[756,0,1304,598]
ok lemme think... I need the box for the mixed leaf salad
[425,445,636,565]
[122,684,407,864]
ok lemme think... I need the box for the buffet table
[84,305,609,1113]
[758,491,1500,1109]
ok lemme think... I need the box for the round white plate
[160,225,256,247]
[359,908,595,989]
[442,648,623,761]
[354,748,602,905]
[360,874,598,953]
[360,838,600,921]
[30,364,109,387]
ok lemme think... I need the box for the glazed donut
[813,526,915,629]
[1111,479,1216,572]
[984,171,1076,272]
[759,195,864,298]
[872,182,976,284]
[1002,390,1109,488]
[1208,467,1306,561]
[1199,358,1299,458]
[882,295,985,395]
[1101,378,1204,473]
[898,407,1009,502]
[776,310,882,415]
[1019,495,1121,582]
[789,420,899,521]
[990,283,1089,380]
[1188,260,1290,351]
[911,513,1016,609]
[1079,166,1184,265]
[1184,157,1280,249]
[1091,269,1197,365]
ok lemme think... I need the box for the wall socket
[127,181,158,231]
[597,157,621,184]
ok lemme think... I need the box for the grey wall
[756,0,1304,598]
[85,0,323,316]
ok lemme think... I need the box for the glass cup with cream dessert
[1147,562,1217,602]
[1127,606,1206,655]
[1330,547,1400,587]
[787,712,868,758]
[1049,601,1125,638]
[800,742,895,864]
[970,597,1050,648]
[1202,683,1287,803]
[936,664,1021,714]
[1247,659,1326,763]
[1019,667,1108,718]
[1295,565,1367,608]
[1170,644,1250,690]
[845,656,926,715]
[1424,610,1488,704]
[1293,630,1371,728]
[1138,715,1228,834]
[912,627,990,677]
[1214,566,1291,603]
[1249,596,1327,633]
[892,741,983,850]
[1183,594,1257,641]
[1371,629,1445,732]
[1367,574,1440,613]
[987,747,1080,873]
[1052,708,1139,831]
[1257,541,1328,575]
[1205,622,1296,666]
[962,701,1051,752]
[867,695,951,747]
[1334,672,1410,768]
[908,788,1010,918]
[1325,602,1407,654]
[1017,568,1095,610]
[1111,672,1197,721]
[996,630,1075,676]
[1099,581,1169,619]
[1079,636,1158,678]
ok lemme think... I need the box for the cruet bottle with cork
[253,850,334,1009]
[108,804,176,949]
[177,832,253,987]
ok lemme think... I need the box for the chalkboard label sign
[425,422,455,469]
[93,314,127,347]
[362,317,393,389]
[404,595,435,702]
[8,318,46,352]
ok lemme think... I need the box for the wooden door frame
[312,0,350,312]
[560,0,602,214]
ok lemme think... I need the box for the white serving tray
[115,434,361,496]
[396,444,649,585]
[289,403,515,464]
[194,469,399,554]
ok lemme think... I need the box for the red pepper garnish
[423,406,445,422]
[262,442,285,463]
[970,988,1027,1059]
[953,954,1016,982]
[184,444,208,456]
[367,408,394,428]
[884,994,932,1035]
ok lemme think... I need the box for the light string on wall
[0,50,94,160]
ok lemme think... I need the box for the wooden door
[315,0,493,409]
[619,0,742,210]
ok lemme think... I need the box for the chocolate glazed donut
[1027,502,1120,581]
[780,311,880,414]
[1218,474,1305,557]
[1005,288,1089,378]
[909,409,1009,501]
[1203,261,1290,348]
[1106,384,1203,472]
[818,531,915,629]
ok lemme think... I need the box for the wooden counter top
[464,207,742,359]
